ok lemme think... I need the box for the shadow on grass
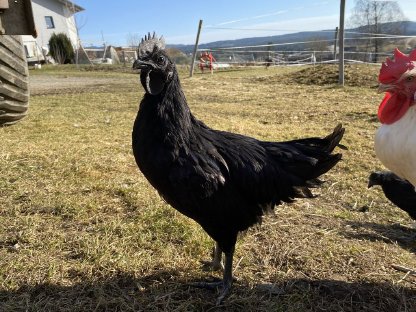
[1,270,415,312]
[341,221,416,253]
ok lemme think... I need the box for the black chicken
[368,171,416,220]
[132,33,345,304]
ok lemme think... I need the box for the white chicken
[375,48,416,188]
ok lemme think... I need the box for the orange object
[199,52,216,72]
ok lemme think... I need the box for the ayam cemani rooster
[131,33,345,304]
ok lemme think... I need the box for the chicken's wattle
[378,92,413,124]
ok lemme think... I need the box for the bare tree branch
[349,0,408,62]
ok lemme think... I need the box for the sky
[74,0,416,47]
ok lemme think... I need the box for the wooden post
[122,50,126,67]
[338,0,346,86]
[190,19,203,78]
[333,26,339,60]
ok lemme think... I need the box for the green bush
[49,33,75,64]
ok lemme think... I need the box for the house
[22,0,84,63]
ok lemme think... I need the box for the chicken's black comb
[138,32,165,57]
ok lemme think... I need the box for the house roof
[57,0,85,13]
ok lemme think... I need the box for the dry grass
[0,64,415,311]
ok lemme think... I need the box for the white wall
[23,0,80,51]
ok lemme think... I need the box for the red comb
[379,48,416,83]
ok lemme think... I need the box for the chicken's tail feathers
[280,151,341,204]
[293,178,324,198]
[275,124,345,183]
[313,124,345,178]
[259,124,345,203]
[288,123,346,154]
[308,152,342,180]
[323,123,347,152]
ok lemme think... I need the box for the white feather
[375,105,416,187]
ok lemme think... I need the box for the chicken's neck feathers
[139,74,197,145]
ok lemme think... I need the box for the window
[45,16,55,29]
[24,45,30,58]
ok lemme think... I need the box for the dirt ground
[29,74,138,96]
[280,64,380,88]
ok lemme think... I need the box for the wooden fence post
[190,19,203,78]
[338,0,346,86]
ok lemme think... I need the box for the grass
[0,64,415,311]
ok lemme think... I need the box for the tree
[349,0,407,62]
[63,1,88,65]
[126,33,141,49]
[166,48,190,65]
[49,33,75,64]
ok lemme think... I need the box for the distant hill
[169,21,416,54]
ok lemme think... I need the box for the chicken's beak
[378,83,395,93]
[367,180,374,188]
[133,59,154,70]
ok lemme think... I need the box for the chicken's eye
[157,56,165,64]
[406,76,414,82]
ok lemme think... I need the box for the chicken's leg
[212,242,223,270]
[191,246,234,305]
[216,247,234,305]
[201,242,223,271]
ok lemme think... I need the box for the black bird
[368,171,416,220]
[132,32,345,304]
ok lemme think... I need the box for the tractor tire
[0,35,29,126]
